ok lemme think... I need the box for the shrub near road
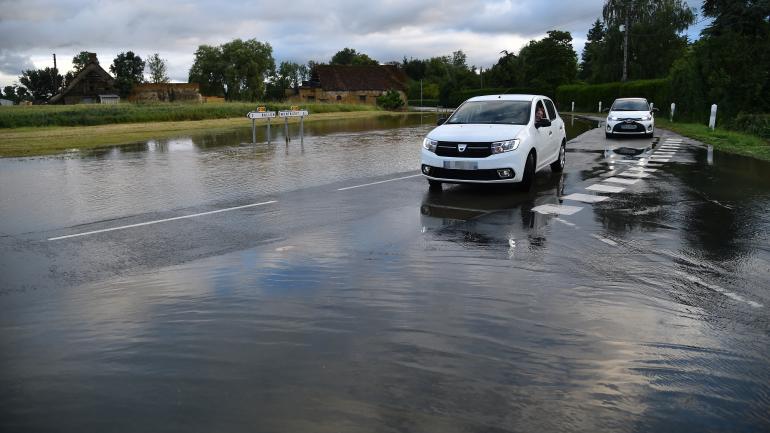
[0,102,379,128]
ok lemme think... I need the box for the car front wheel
[519,151,535,191]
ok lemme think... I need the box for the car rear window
[612,100,649,111]
[446,101,531,125]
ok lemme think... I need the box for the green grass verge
[0,111,415,158]
[656,118,770,162]
[0,102,380,128]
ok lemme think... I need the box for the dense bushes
[376,90,405,110]
[556,79,670,113]
[447,87,553,108]
[0,102,379,128]
[731,114,770,140]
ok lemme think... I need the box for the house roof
[49,56,115,104]
[312,65,408,92]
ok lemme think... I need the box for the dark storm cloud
[0,49,34,75]
[0,0,702,86]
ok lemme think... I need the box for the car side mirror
[652,107,659,112]
[437,117,447,126]
[535,118,552,128]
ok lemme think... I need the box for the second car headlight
[491,139,520,154]
[422,138,437,152]
[641,115,652,121]
[609,115,620,121]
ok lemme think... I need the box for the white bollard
[670,102,676,122]
[571,101,575,112]
[650,102,654,111]
[709,104,717,130]
[598,101,602,113]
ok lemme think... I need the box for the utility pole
[52,53,58,95]
[622,6,629,82]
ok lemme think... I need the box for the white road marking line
[531,204,583,216]
[48,200,278,241]
[618,171,652,179]
[682,274,762,308]
[562,193,610,203]
[554,217,577,227]
[586,184,626,193]
[603,177,642,185]
[337,174,422,191]
[591,234,618,246]
[625,167,658,173]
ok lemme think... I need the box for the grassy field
[0,102,379,128]
[574,112,770,162]
[0,111,414,158]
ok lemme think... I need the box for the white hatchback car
[605,97,657,138]
[421,95,567,190]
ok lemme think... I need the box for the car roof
[613,97,648,102]
[466,94,543,102]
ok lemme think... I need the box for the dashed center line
[48,200,278,241]
[337,174,422,191]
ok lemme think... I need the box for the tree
[376,90,405,110]
[110,52,145,97]
[266,61,309,100]
[188,39,274,101]
[483,50,522,88]
[71,51,92,73]
[602,0,695,81]
[146,53,170,83]
[579,20,606,82]
[518,30,578,93]
[18,67,63,102]
[330,48,379,65]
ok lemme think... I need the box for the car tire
[550,140,566,173]
[646,129,654,138]
[428,179,443,191]
[519,151,535,191]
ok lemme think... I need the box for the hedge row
[407,99,440,107]
[447,87,553,108]
[732,114,770,139]
[555,79,671,114]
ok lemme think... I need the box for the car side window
[535,101,547,121]
[544,99,558,120]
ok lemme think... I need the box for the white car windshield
[446,101,531,125]
[612,100,649,111]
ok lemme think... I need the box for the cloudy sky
[0,0,707,88]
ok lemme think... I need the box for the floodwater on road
[1,114,769,433]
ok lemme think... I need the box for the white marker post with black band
[278,107,309,145]
[246,107,276,144]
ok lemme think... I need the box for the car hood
[608,110,650,119]
[427,124,526,142]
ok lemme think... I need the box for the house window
[306,96,315,101]
[336,95,342,101]
[359,95,367,102]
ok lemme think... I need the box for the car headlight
[608,116,619,121]
[491,139,520,154]
[422,138,437,152]
[641,115,652,121]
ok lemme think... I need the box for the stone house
[49,53,119,104]
[296,65,408,105]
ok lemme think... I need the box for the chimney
[88,52,98,64]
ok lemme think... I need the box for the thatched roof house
[49,53,119,104]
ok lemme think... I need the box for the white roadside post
[246,108,276,144]
[571,101,575,112]
[650,102,654,111]
[598,101,602,113]
[670,102,676,122]
[278,108,310,145]
[709,104,717,130]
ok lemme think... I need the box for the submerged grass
[0,111,413,158]
[0,102,379,128]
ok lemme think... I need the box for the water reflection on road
[2,115,769,432]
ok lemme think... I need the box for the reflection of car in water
[419,170,566,234]
[604,97,657,139]
[421,94,567,191]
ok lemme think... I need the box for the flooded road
[1,114,769,432]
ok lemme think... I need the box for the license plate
[444,161,477,170]
[621,124,637,130]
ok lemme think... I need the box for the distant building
[0,98,13,106]
[128,83,202,103]
[296,65,408,105]
[49,53,119,105]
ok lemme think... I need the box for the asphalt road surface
[1,117,769,433]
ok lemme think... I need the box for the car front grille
[435,141,492,158]
[428,167,511,181]
[612,121,646,133]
